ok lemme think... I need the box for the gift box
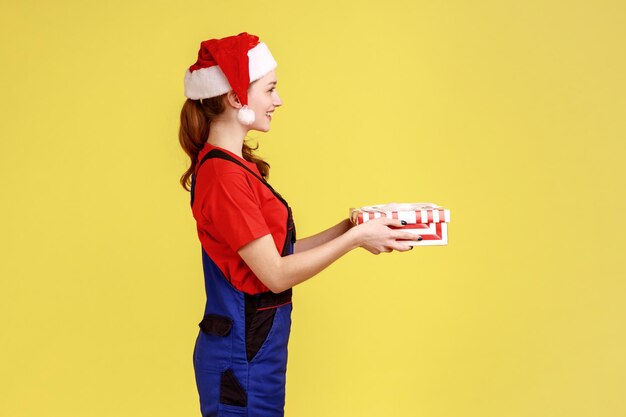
[350,203,450,246]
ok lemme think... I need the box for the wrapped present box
[350,203,450,246]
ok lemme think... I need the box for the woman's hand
[349,217,420,254]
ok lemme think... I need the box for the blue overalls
[190,149,296,417]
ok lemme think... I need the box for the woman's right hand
[350,217,420,254]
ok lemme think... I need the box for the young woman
[179,32,419,417]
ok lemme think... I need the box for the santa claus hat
[184,32,277,125]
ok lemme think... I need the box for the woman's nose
[274,92,283,107]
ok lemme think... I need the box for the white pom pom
[237,106,256,125]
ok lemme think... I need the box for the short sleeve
[200,171,271,252]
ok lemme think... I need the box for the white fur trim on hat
[247,42,277,83]
[184,42,277,100]
[184,66,230,100]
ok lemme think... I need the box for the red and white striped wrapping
[350,203,450,246]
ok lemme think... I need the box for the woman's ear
[225,91,242,109]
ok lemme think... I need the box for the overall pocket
[245,291,292,362]
[248,303,293,365]
[245,307,277,362]
[194,314,234,372]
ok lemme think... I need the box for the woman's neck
[206,118,247,157]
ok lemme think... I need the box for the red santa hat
[184,32,277,125]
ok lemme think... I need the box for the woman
[179,32,419,417]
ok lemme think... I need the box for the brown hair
[178,96,270,191]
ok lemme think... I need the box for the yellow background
[1,0,625,416]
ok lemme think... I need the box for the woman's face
[246,70,282,132]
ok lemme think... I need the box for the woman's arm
[238,217,419,293]
[293,218,353,253]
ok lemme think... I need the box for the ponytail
[179,99,212,190]
[178,96,271,191]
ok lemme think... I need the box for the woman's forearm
[293,218,353,253]
[239,227,361,293]
[238,217,417,293]
[276,227,362,291]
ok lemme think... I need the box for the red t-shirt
[191,143,289,294]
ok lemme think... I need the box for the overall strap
[190,147,296,255]
[190,149,287,208]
